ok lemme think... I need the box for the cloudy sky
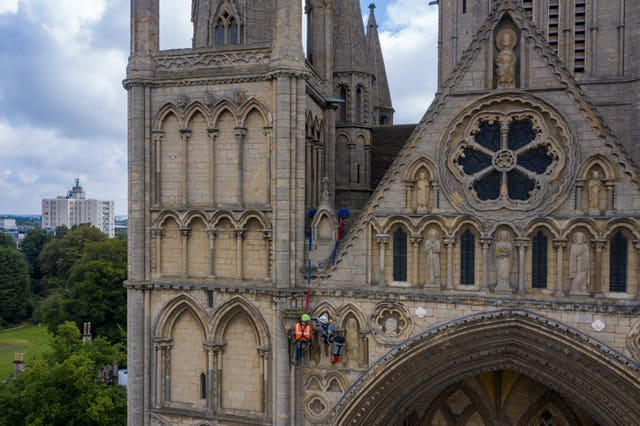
[0,0,438,216]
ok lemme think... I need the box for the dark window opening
[339,87,348,123]
[460,230,475,285]
[393,228,408,282]
[610,231,628,292]
[532,230,548,289]
[200,373,207,399]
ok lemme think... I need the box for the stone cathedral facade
[125,0,640,425]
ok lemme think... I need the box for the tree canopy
[0,246,31,326]
[0,322,126,426]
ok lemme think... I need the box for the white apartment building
[42,179,115,238]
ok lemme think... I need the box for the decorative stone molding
[626,321,640,364]
[305,393,330,423]
[154,48,271,71]
[369,301,413,344]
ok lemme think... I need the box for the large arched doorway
[328,310,640,425]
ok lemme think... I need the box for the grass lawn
[0,323,50,380]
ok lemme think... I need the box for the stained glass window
[610,231,628,293]
[457,118,553,202]
[393,228,407,282]
[532,230,548,289]
[460,230,475,285]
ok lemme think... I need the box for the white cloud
[379,0,439,124]
[0,0,19,14]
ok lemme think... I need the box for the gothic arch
[449,215,485,236]
[184,101,212,128]
[603,218,640,240]
[211,101,239,127]
[524,219,561,239]
[237,210,271,229]
[312,301,338,321]
[210,296,270,348]
[210,210,238,228]
[402,157,437,182]
[336,302,368,330]
[238,98,270,127]
[154,294,210,339]
[381,216,415,235]
[561,219,600,240]
[184,210,210,228]
[328,309,640,425]
[154,210,183,228]
[154,104,184,129]
[578,154,619,180]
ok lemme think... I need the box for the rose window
[439,97,575,223]
[452,114,559,205]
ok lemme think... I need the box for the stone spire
[333,0,370,74]
[366,3,394,124]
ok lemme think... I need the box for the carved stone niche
[626,320,640,364]
[369,301,413,345]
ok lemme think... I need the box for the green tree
[20,228,53,295]
[0,246,31,326]
[0,322,126,426]
[39,235,127,344]
[38,224,107,291]
[0,232,15,249]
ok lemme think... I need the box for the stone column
[180,129,191,206]
[150,228,163,276]
[204,342,223,414]
[480,237,493,292]
[207,229,217,277]
[153,339,172,406]
[364,145,372,186]
[574,180,585,213]
[234,228,246,280]
[515,238,529,293]
[274,297,292,424]
[410,235,422,287]
[180,228,191,277]
[305,138,312,206]
[325,105,337,204]
[151,131,164,206]
[207,129,218,206]
[312,141,320,205]
[444,236,455,290]
[235,127,246,207]
[605,180,616,214]
[348,142,356,183]
[257,347,271,415]
[375,234,389,287]
[553,239,567,296]
[404,181,415,213]
[210,343,225,411]
[262,229,273,281]
[593,239,607,297]
[264,127,273,207]
[431,181,440,212]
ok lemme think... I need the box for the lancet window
[213,4,240,46]
[531,230,548,289]
[460,230,475,285]
[609,231,628,293]
[393,228,408,282]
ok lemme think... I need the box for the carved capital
[233,228,246,240]
[234,127,247,137]
[261,228,273,240]
[375,234,390,246]
[591,239,607,252]
[179,228,191,239]
[552,239,567,250]
[204,342,225,354]
[410,235,423,246]
[257,347,271,359]
[443,236,456,247]
[151,227,164,239]
[207,228,217,240]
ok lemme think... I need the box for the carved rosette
[369,301,413,345]
[305,393,330,424]
[438,94,577,227]
[626,320,640,364]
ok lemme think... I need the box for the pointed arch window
[213,8,240,46]
[356,87,363,124]
[610,231,628,293]
[393,228,408,282]
[200,372,207,399]
[339,86,348,123]
[460,229,475,285]
[532,230,548,289]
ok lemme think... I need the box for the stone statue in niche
[496,29,517,89]
[415,170,430,213]
[424,229,441,288]
[587,170,602,215]
[494,231,512,292]
[569,232,590,295]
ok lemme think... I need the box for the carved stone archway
[327,309,640,425]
